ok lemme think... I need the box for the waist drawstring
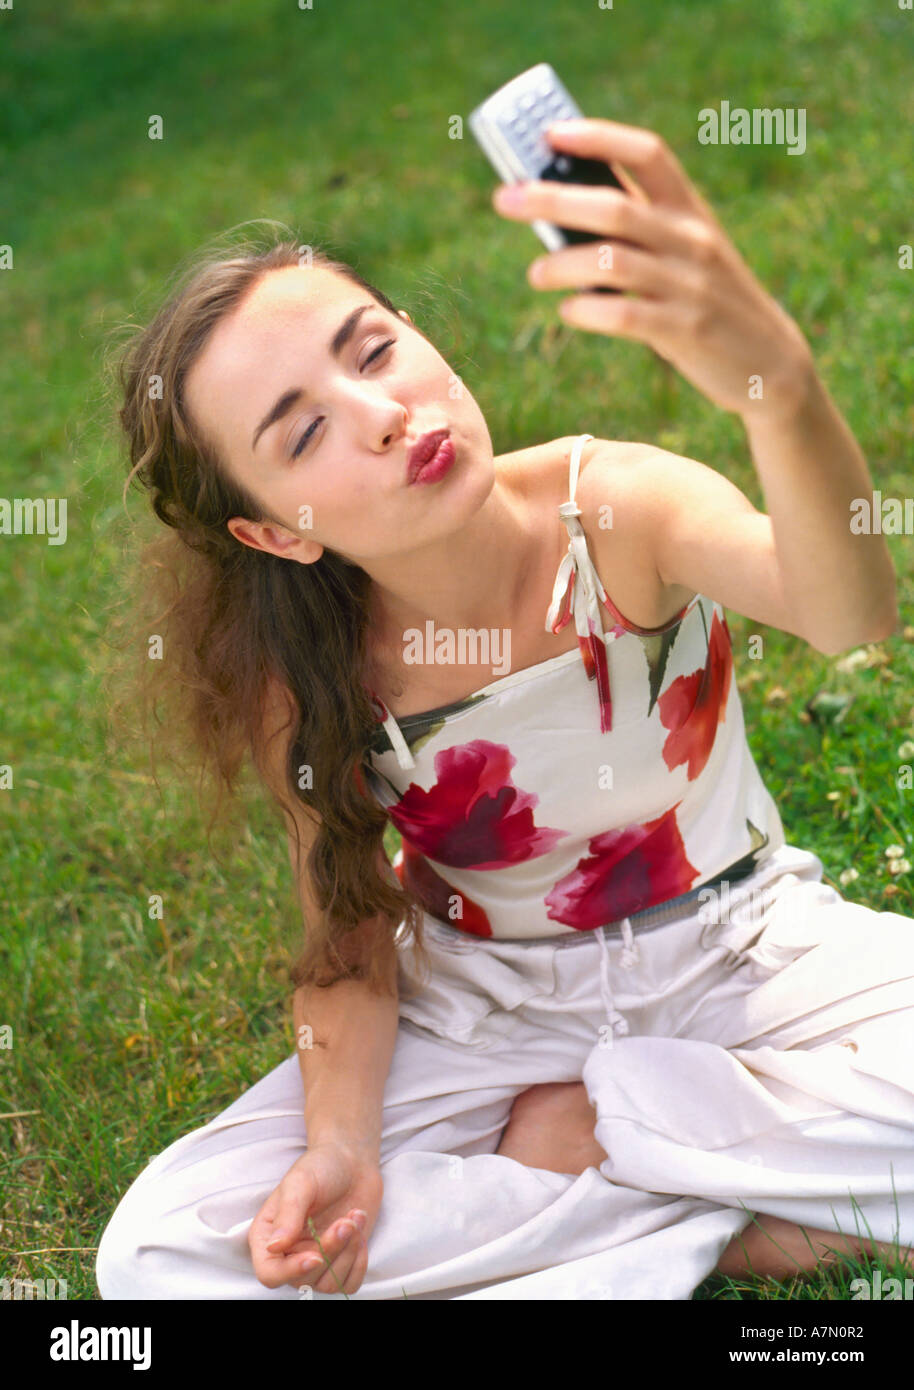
[595,917,640,1039]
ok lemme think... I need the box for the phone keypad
[497,82,578,177]
[480,67,623,291]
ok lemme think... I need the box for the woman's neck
[363,470,538,651]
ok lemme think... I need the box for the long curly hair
[103,225,435,1001]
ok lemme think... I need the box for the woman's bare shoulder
[552,436,699,628]
[499,435,647,508]
[497,434,632,495]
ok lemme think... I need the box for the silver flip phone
[468,62,625,292]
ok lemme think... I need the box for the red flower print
[387,740,567,869]
[658,609,732,781]
[545,804,699,929]
[395,839,493,938]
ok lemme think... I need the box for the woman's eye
[289,337,396,460]
[290,418,320,460]
[364,337,396,369]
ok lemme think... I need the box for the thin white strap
[367,692,417,771]
[568,432,594,505]
[543,434,617,732]
[383,710,417,770]
[545,434,608,634]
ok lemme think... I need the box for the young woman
[96,119,914,1300]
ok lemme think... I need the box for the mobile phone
[468,62,625,293]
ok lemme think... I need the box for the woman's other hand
[248,1140,384,1295]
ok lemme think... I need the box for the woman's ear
[226,517,324,565]
[396,309,412,325]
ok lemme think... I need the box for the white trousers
[96,844,914,1300]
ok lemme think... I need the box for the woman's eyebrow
[250,301,377,454]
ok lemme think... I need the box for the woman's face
[184,264,495,566]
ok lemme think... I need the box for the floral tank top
[361,433,785,940]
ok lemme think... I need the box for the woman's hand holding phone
[492,117,814,424]
[248,1140,384,1295]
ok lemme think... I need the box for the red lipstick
[407,429,455,485]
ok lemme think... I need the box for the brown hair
[103,224,434,1000]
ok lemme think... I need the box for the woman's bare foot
[716,1212,914,1282]
[495,1081,609,1176]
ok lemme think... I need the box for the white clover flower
[834,648,870,674]
[838,868,859,887]
[884,845,905,860]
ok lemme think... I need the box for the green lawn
[1,0,912,1302]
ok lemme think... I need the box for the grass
[1,0,913,1302]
